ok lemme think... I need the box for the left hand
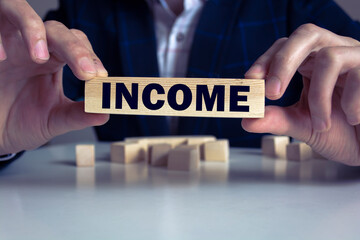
[242,24,360,166]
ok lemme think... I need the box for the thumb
[48,101,109,137]
[241,105,312,142]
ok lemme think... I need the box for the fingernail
[97,68,108,77]
[312,116,327,132]
[34,40,49,60]
[79,57,96,74]
[94,60,108,76]
[246,64,263,78]
[266,76,281,97]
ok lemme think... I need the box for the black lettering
[115,83,138,109]
[142,83,165,110]
[168,84,192,111]
[196,85,225,111]
[230,86,250,112]
[102,82,111,109]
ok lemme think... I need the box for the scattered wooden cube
[168,145,200,171]
[125,136,187,148]
[203,140,229,162]
[111,142,143,164]
[128,139,149,163]
[262,135,290,159]
[286,142,313,161]
[76,144,95,167]
[185,136,216,145]
[149,143,172,166]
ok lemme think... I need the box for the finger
[307,47,342,132]
[0,34,6,61]
[245,37,287,79]
[265,24,352,100]
[0,0,49,62]
[45,21,98,80]
[48,101,109,137]
[309,46,360,132]
[242,105,312,142]
[70,29,108,77]
[341,68,360,125]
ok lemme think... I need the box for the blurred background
[25,0,360,144]
[27,0,360,20]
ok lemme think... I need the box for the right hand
[0,0,109,154]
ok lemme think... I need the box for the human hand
[0,2,109,154]
[243,24,360,166]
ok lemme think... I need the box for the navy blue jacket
[46,0,360,147]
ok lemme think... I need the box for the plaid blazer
[46,0,360,147]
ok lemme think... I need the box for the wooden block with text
[286,142,313,161]
[85,77,265,118]
[149,143,172,166]
[262,135,290,159]
[76,144,95,167]
[111,142,143,164]
[168,145,200,171]
[203,140,229,162]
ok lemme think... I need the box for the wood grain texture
[85,77,264,118]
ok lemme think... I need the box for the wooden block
[262,135,290,159]
[76,144,95,167]
[286,142,313,161]
[168,145,200,171]
[185,136,216,160]
[126,136,188,148]
[126,139,149,162]
[185,136,216,145]
[111,142,143,164]
[203,140,229,162]
[149,143,172,166]
[85,77,265,118]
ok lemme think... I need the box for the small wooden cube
[129,139,149,163]
[186,136,216,145]
[168,145,200,171]
[203,140,229,162]
[149,143,172,166]
[111,142,143,164]
[125,136,187,148]
[286,142,313,161]
[262,135,290,159]
[76,144,95,167]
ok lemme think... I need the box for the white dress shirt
[148,0,206,78]
[147,0,206,134]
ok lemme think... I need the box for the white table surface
[1,143,360,240]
